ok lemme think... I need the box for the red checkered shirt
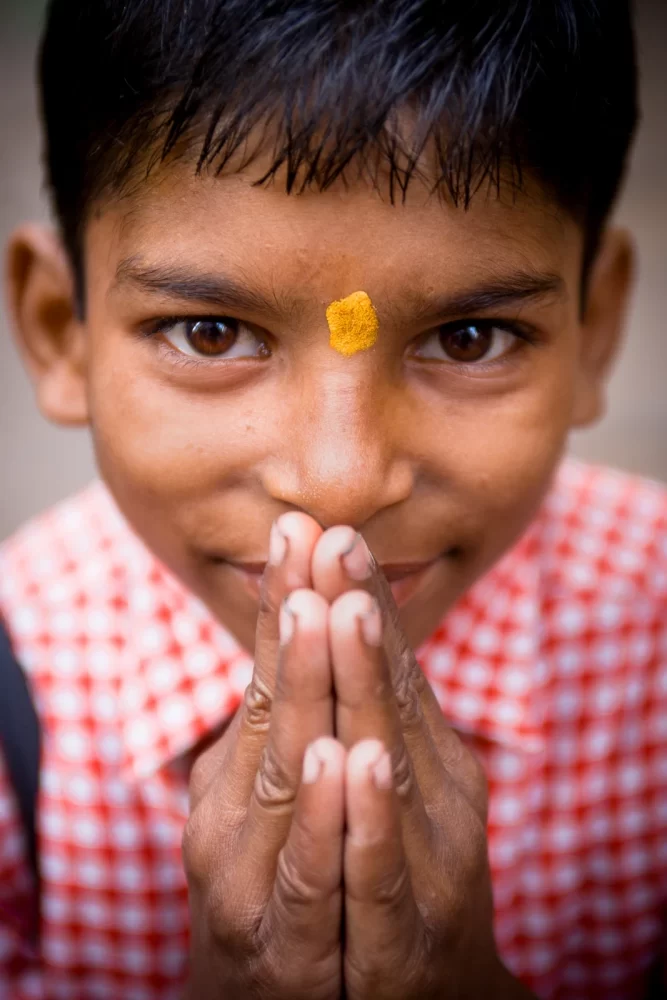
[0,459,665,1000]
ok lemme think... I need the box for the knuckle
[254,745,296,809]
[346,936,425,1000]
[274,847,325,909]
[391,744,415,800]
[392,657,425,720]
[372,863,412,908]
[345,953,380,999]
[207,889,259,956]
[395,640,419,682]
[405,651,427,691]
[211,925,255,963]
[393,674,422,728]
[344,952,375,996]
[261,961,335,1000]
[347,860,410,911]
[243,674,273,730]
[189,745,217,804]
[182,807,212,890]
[186,851,263,956]
[255,926,340,1000]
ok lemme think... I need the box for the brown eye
[160,317,270,360]
[413,322,518,365]
[439,324,493,362]
[185,319,237,356]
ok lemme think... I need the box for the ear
[571,227,636,428]
[4,224,89,426]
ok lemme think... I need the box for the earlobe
[571,227,636,428]
[5,224,89,427]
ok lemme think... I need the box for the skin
[5,148,634,996]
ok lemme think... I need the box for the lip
[386,561,439,606]
[227,558,439,608]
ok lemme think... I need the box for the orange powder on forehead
[326,291,379,356]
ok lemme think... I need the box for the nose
[260,368,414,529]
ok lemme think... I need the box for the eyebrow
[417,271,567,322]
[112,257,566,320]
[111,257,279,315]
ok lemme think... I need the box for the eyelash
[140,315,539,370]
[411,319,538,368]
[141,316,269,370]
[154,346,217,373]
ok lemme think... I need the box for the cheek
[85,338,265,507]
[432,360,576,546]
[462,416,565,521]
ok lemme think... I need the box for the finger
[239,589,335,895]
[313,528,446,733]
[330,595,488,918]
[192,513,322,812]
[261,737,345,963]
[310,524,360,601]
[254,511,323,692]
[344,740,422,979]
[329,589,445,809]
[325,534,485,815]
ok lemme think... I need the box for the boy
[1,0,665,997]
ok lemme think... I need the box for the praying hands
[182,513,536,999]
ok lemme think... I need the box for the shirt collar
[101,486,550,782]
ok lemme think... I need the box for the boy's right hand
[182,514,345,1000]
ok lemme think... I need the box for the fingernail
[359,599,383,646]
[269,520,288,566]
[372,751,393,790]
[341,532,372,581]
[279,598,296,645]
[302,743,323,784]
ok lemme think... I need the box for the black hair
[39,0,638,293]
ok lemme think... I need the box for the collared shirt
[0,459,665,1000]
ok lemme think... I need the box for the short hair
[39,0,638,289]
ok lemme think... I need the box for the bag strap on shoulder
[0,617,41,899]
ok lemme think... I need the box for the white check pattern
[0,458,665,999]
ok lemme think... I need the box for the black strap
[0,618,41,917]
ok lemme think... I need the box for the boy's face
[8,156,632,653]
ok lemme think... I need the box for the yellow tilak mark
[326,291,379,356]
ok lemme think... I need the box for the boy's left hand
[310,528,530,999]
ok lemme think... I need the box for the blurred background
[0,0,665,541]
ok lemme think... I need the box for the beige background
[1,2,665,542]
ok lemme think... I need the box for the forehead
[90,158,582,297]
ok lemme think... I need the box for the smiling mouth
[225,557,445,608]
